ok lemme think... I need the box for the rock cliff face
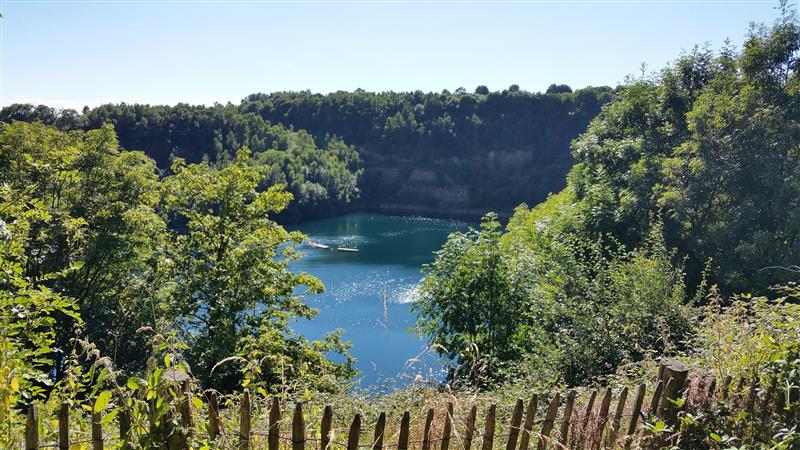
[354,144,575,221]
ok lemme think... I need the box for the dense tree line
[2,85,613,218]
[0,104,362,221]
[241,86,613,213]
[416,9,800,388]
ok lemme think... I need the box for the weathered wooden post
[398,411,410,450]
[648,380,664,416]
[25,402,38,450]
[576,390,597,449]
[374,411,387,450]
[441,403,453,450]
[464,404,477,450]
[557,391,575,448]
[92,410,104,450]
[59,401,70,450]
[293,403,306,450]
[269,397,281,450]
[519,394,538,450]
[706,377,717,403]
[321,405,333,450]
[120,409,132,450]
[624,383,646,448]
[657,358,689,425]
[720,375,733,401]
[239,390,252,450]
[607,386,628,448]
[593,388,612,450]
[506,399,524,450]
[536,393,560,450]
[482,404,497,450]
[422,408,434,450]
[180,389,193,450]
[347,413,362,450]
[207,391,222,441]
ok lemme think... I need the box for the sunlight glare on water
[288,213,468,390]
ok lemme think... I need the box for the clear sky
[0,0,785,110]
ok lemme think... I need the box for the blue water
[289,213,468,390]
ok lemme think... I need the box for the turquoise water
[289,213,468,390]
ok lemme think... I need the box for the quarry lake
[289,213,469,390]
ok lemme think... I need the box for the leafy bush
[416,210,691,388]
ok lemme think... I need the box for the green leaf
[191,396,204,410]
[94,390,112,413]
[101,409,119,424]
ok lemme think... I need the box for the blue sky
[0,0,784,109]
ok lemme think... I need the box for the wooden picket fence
[21,360,787,450]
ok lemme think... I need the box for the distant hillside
[241,87,613,218]
[1,85,613,220]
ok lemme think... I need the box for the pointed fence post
[624,383,646,448]
[374,411,386,450]
[648,380,664,416]
[207,391,221,441]
[422,408,434,450]
[481,404,497,450]
[398,411,410,450]
[536,393,560,450]
[506,399,524,450]
[557,391,575,448]
[92,410,104,450]
[441,403,453,450]
[59,401,70,450]
[706,377,718,404]
[181,390,193,450]
[269,397,281,450]
[347,414,362,450]
[763,375,779,421]
[592,389,612,450]
[293,403,306,450]
[518,394,538,450]
[239,390,251,450]
[321,405,333,450]
[25,403,38,450]
[607,386,628,448]
[576,390,597,449]
[744,378,759,412]
[464,404,477,450]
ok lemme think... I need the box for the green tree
[569,9,800,294]
[0,182,81,447]
[414,213,528,386]
[161,149,355,390]
[0,122,165,378]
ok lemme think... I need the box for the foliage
[414,213,529,386]
[0,121,355,407]
[0,121,165,379]
[568,9,800,295]
[0,104,363,221]
[416,210,690,387]
[0,85,613,218]
[417,7,800,388]
[160,149,356,390]
[640,287,800,449]
[0,183,81,447]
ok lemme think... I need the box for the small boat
[336,247,359,253]
[309,241,330,249]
